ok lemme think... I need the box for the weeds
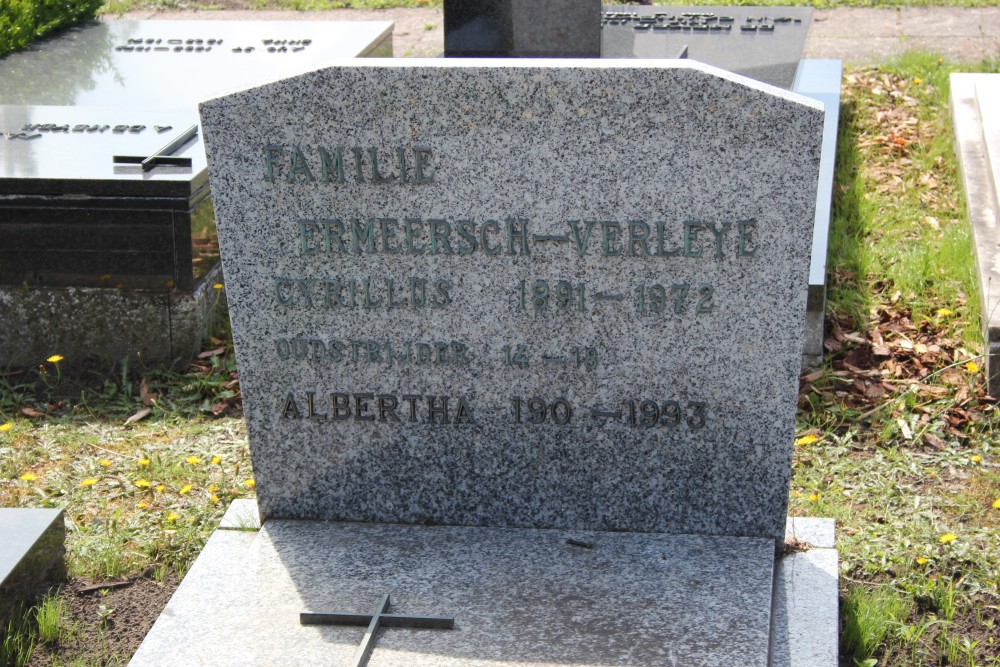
[33,592,66,645]
[795,53,1000,666]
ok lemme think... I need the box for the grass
[793,52,1000,665]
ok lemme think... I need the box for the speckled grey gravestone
[126,59,835,667]
[200,59,823,543]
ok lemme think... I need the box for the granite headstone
[129,58,831,667]
[200,59,823,542]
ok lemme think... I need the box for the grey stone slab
[976,83,1000,205]
[445,0,601,58]
[0,263,224,367]
[769,546,839,667]
[785,516,835,549]
[130,520,776,667]
[0,20,393,108]
[129,528,258,666]
[792,59,842,367]
[219,498,261,530]
[199,60,823,540]
[0,509,65,631]
[951,73,1000,397]
[602,5,813,90]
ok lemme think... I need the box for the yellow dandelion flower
[936,58,943,64]
[211,494,220,503]
[208,484,219,493]
[807,492,820,503]
[913,77,923,84]
[794,434,819,447]
[99,459,112,467]
[213,283,223,290]
[0,422,12,432]
[966,361,980,373]
[99,274,113,282]
[166,512,179,522]
[156,484,165,493]
[46,355,64,363]
[916,557,928,565]
[970,455,982,464]
[137,501,149,509]
[939,533,957,544]
[138,458,151,467]
[165,279,175,289]
[243,478,256,489]
[19,472,37,481]
[935,308,953,317]
[791,490,803,498]
[992,498,1000,509]
[185,456,201,465]
[81,478,99,487]
[211,455,222,465]
[179,484,192,495]
[135,479,152,488]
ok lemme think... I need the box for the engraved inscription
[281,392,475,425]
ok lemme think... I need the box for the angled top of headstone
[445,0,601,57]
[0,20,392,108]
[199,59,823,542]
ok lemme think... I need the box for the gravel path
[106,6,1000,64]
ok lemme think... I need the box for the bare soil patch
[27,575,179,666]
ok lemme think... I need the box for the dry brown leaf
[198,346,226,359]
[139,378,159,407]
[801,369,824,383]
[124,407,152,426]
[21,406,45,418]
[923,433,946,449]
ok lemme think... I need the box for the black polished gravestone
[0,107,210,291]
[0,20,392,368]
[0,106,221,366]
[445,0,601,57]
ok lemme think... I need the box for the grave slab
[791,60,843,367]
[951,73,1000,396]
[131,520,776,667]
[769,529,839,667]
[0,509,65,631]
[0,20,392,367]
[0,20,393,108]
[133,509,839,667]
[601,5,813,90]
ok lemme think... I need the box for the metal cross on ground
[301,593,454,667]
[112,124,198,171]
